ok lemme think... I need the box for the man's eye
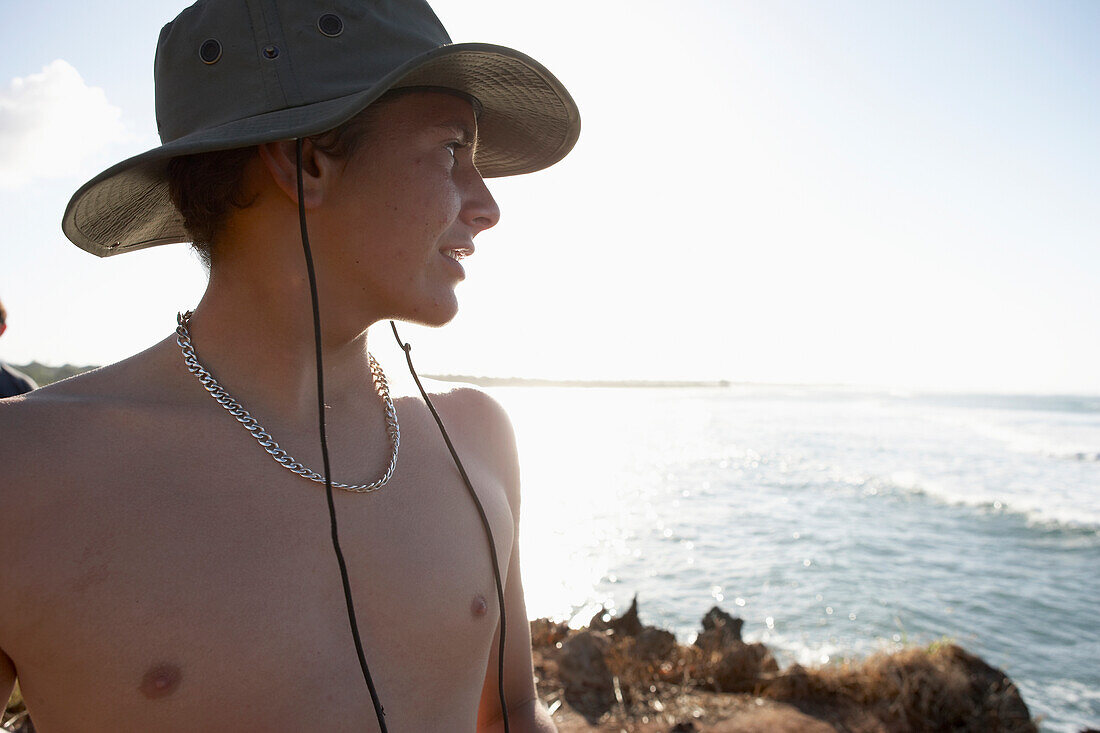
[445,141,469,161]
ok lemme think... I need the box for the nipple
[140,663,182,699]
[471,593,488,617]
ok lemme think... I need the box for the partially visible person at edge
[0,0,579,730]
[0,297,38,399]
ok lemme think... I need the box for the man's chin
[400,297,459,328]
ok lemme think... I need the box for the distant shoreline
[425,374,733,389]
[13,362,732,390]
[14,362,733,390]
[14,362,1099,398]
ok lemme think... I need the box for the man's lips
[439,245,472,280]
[440,244,474,262]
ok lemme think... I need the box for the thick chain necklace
[175,310,400,492]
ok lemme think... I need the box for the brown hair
[166,92,400,267]
[0,296,6,327]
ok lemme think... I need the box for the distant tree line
[16,362,97,387]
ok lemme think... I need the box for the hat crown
[154,0,451,144]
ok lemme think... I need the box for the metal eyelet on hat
[262,44,280,59]
[318,13,344,37]
[199,39,222,64]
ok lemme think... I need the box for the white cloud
[0,59,127,188]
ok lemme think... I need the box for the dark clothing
[0,361,36,398]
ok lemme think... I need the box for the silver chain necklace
[175,310,400,492]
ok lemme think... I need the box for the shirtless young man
[0,1,579,730]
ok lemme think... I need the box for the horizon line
[13,361,1100,398]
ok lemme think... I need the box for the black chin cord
[296,139,388,731]
[295,139,509,731]
[389,322,511,733]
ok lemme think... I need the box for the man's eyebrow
[435,121,477,146]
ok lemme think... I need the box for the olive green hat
[63,0,581,257]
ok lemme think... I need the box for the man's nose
[463,171,501,233]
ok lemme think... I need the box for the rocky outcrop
[690,605,778,693]
[558,631,616,715]
[532,598,1038,732]
[694,606,743,652]
[589,595,644,636]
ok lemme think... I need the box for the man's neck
[184,271,383,427]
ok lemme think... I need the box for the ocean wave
[1020,678,1100,733]
[940,414,1100,461]
[912,392,1100,415]
[849,472,1100,537]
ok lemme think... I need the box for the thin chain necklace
[175,310,400,492]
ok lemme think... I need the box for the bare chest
[3,413,514,731]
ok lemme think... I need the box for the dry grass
[762,642,1037,733]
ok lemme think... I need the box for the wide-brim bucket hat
[63,0,581,257]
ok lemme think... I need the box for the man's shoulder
[0,338,187,476]
[419,379,512,427]
[408,380,521,503]
[0,377,107,554]
[415,380,516,451]
[0,370,104,448]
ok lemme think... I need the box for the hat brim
[63,42,581,257]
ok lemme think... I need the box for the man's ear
[257,139,333,209]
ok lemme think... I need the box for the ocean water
[491,385,1100,733]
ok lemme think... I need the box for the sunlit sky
[1,0,1097,393]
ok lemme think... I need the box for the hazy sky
[1,0,1097,393]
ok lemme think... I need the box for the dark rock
[946,644,1036,732]
[589,595,644,636]
[529,618,568,649]
[635,626,677,661]
[557,631,615,720]
[713,641,780,693]
[701,606,744,640]
[694,605,744,653]
[760,663,810,700]
[587,606,612,629]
